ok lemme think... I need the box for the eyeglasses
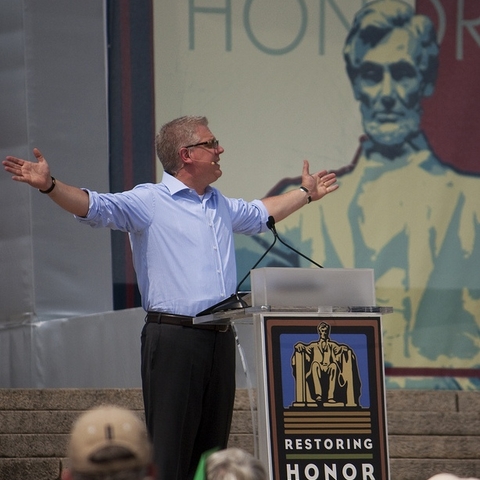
[183,139,219,150]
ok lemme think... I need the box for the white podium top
[193,304,393,325]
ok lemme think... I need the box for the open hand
[300,160,339,202]
[3,148,52,191]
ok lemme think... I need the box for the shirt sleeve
[225,196,270,235]
[75,184,155,233]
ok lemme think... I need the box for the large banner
[153,0,480,390]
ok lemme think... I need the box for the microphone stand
[236,234,277,293]
[266,216,323,268]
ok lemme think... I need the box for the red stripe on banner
[416,0,480,174]
[385,367,480,378]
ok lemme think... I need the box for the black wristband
[299,186,312,204]
[39,176,56,194]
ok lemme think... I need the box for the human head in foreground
[62,405,155,480]
[204,448,267,480]
[427,475,480,480]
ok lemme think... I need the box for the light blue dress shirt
[77,173,269,316]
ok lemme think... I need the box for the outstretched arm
[3,148,89,217]
[261,160,338,222]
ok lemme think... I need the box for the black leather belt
[145,312,230,332]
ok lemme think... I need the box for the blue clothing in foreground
[77,172,269,316]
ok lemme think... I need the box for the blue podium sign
[255,313,389,480]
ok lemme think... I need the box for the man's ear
[179,147,193,164]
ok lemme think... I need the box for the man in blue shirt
[4,115,338,480]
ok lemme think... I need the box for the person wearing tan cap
[428,475,480,480]
[62,405,156,480]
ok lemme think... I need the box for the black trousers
[141,321,236,480]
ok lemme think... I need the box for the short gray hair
[206,448,267,480]
[155,115,208,175]
[343,0,439,92]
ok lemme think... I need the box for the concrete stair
[0,389,479,479]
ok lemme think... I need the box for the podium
[195,268,391,480]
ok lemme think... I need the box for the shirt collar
[161,171,215,198]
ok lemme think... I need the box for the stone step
[1,388,478,412]
[390,459,480,480]
[389,435,480,459]
[1,409,479,436]
[0,387,253,411]
[0,434,68,458]
[386,389,480,412]
[0,409,253,435]
[0,459,63,480]
[388,411,480,435]
[0,388,144,410]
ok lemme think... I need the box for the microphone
[266,215,323,268]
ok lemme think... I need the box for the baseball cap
[68,405,152,474]
[428,475,480,480]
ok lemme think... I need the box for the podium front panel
[254,312,389,480]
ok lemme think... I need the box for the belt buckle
[217,323,230,332]
[180,316,194,327]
